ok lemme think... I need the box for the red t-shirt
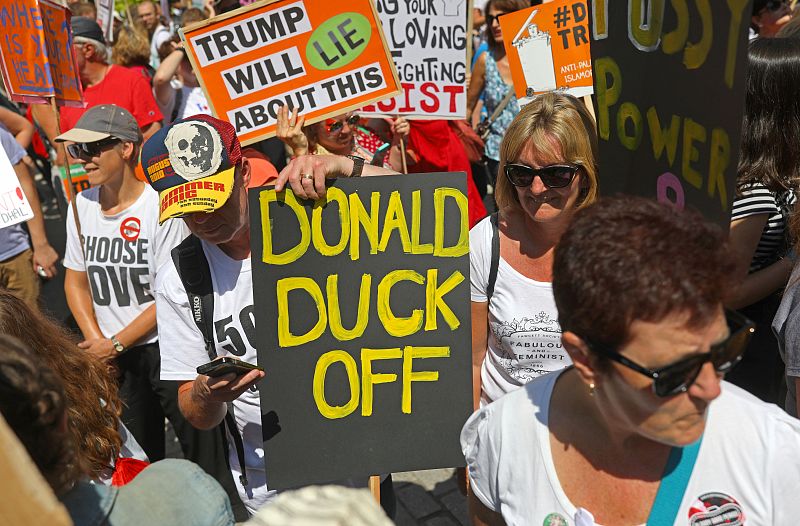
[60,65,163,132]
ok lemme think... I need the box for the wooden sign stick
[369,475,381,504]
[50,97,83,241]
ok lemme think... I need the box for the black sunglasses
[504,163,580,188]
[760,0,788,13]
[486,12,508,25]
[584,310,755,397]
[66,137,121,160]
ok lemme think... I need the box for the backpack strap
[171,235,250,487]
[486,212,500,302]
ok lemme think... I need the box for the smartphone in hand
[196,357,263,378]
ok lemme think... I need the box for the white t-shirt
[470,216,569,404]
[461,370,800,526]
[64,185,187,343]
[158,81,211,124]
[154,239,273,514]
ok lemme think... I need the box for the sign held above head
[181,0,401,146]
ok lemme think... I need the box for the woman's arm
[467,54,487,120]
[469,490,505,526]
[472,301,489,410]
[153,47,184,107]
[726,214,792,309]
[0,106,34,149]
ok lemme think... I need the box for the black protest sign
[250,173,472,490]
[590,1,752,226]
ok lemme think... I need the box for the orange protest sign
[499,0,592,106]
[0,0,83,106]
[181,0,402,145]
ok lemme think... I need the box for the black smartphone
[196,357,263,378]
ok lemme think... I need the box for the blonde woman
[470,93,598,407]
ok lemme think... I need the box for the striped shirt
[731,184,796,273]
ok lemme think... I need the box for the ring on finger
[302,173,314,181]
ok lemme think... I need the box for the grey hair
[73,36,109,63]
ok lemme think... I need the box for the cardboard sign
[499,0,592,106]
[0,146,34,230]
[0,0,83,106]
[96,0,115,44]
[52,163,90,200]
[361,0,469,119]
[250,173,472,489]
[181,0,402,145]
[590,2,752,227]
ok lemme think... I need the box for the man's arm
[30,104,65,166]
[177,369,265,430]
[469,491,505,526]
[0,107,34,149]
[274,154,398,200]
[15,161,58,277]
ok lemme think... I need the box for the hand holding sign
[275,154,356,200]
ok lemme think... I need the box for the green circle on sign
[306,13,372,71]
[543,513,569,526]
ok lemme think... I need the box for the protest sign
[361,0,469,118]
[591,1,752,227]
[0,145,34,230]
[498,0,592,106]
[52,163,90,200]
[250,173,472,489]
[96,0,115,44]
[0,0,83,106]
[181,0,402,145]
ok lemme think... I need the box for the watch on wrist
[111,335,125,354]
[346,155,365,178]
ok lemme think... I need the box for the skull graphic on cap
[165,121,224,180]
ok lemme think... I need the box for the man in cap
[33,17,163,165]
[57,106,239,504]
[147,114,393,515]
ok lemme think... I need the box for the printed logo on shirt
[491,311,566,381]
[120,216,141,242]
[688,492,744,526]
[83,235,154,308]
[543,512,569,526]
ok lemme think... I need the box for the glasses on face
[324,114,360,135]
[486,13,505,26]
[504,163,580,188]
[584,310,755,398]
[66,137,121,160]
[760,0,788,14]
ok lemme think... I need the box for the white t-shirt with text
[461,370,800,525]
[64,185,187,343]
[154,239,272,514]
[470,216,569,404]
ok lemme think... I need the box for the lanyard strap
[646,436,703,526]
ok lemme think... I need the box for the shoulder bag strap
[486,212,500,302]
[485,89,515,130]
[646,436,704,526]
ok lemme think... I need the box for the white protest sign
[0,146,34,230]
[96,0,115,43]
[362,0,469,119]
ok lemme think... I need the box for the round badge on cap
[165,120,224,180]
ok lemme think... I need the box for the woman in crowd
[463,196,800,525]
[112,25,153,81]
[751,0,793,37]
[0,290,146,484]
[470,92,598,407]
[276,106,410,169]
[0,335,234,525]
[726,37,800,403]
[466,0,528,188]
[153,38,211,123]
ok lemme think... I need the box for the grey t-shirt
[0,126,30,261]
[773,264,800,416]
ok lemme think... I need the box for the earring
[588,382,596,397]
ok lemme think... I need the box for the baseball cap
[140,114,241,224]
[71,16,106,45]
[55,104,142,144]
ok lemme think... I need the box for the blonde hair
[111,26,150,68]
[495,93,599,213]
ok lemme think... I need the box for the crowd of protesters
[3,0,800,525]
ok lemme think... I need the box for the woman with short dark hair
[463,196,800,525]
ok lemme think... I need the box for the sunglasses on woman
[760,0,788,13]
[485,13,505,25]
[585,310,755,397]
[504,163,580,188]
[324,114,360,135]
[66,137,121,160]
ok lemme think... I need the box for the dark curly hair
[0,335,80,495]
[553,196,736,350]
[0,291,122,479]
